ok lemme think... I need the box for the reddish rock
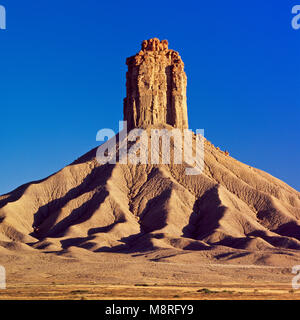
[124,38,189,130]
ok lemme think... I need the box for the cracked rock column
[124,38,189,130]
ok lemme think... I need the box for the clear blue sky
[0,0,299,194]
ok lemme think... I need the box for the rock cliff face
[124,38,188,130]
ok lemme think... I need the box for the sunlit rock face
[124,38,188,130]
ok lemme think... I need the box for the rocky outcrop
[124,38,188,130]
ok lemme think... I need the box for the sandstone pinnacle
[123,38,189,130]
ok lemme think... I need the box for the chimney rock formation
[124,38,188,130]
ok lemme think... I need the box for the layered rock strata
[124,38,188,130]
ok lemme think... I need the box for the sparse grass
[289,289,295,294]
[197,288,234,294]
[221,290,234,294]
[197,288,218,294]
[1,283,298,300]
[70,290,90,295]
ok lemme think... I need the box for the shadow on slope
[31,163,114,239]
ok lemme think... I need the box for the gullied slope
[0,129,300,256]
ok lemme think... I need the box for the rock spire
[123,38,188,130]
